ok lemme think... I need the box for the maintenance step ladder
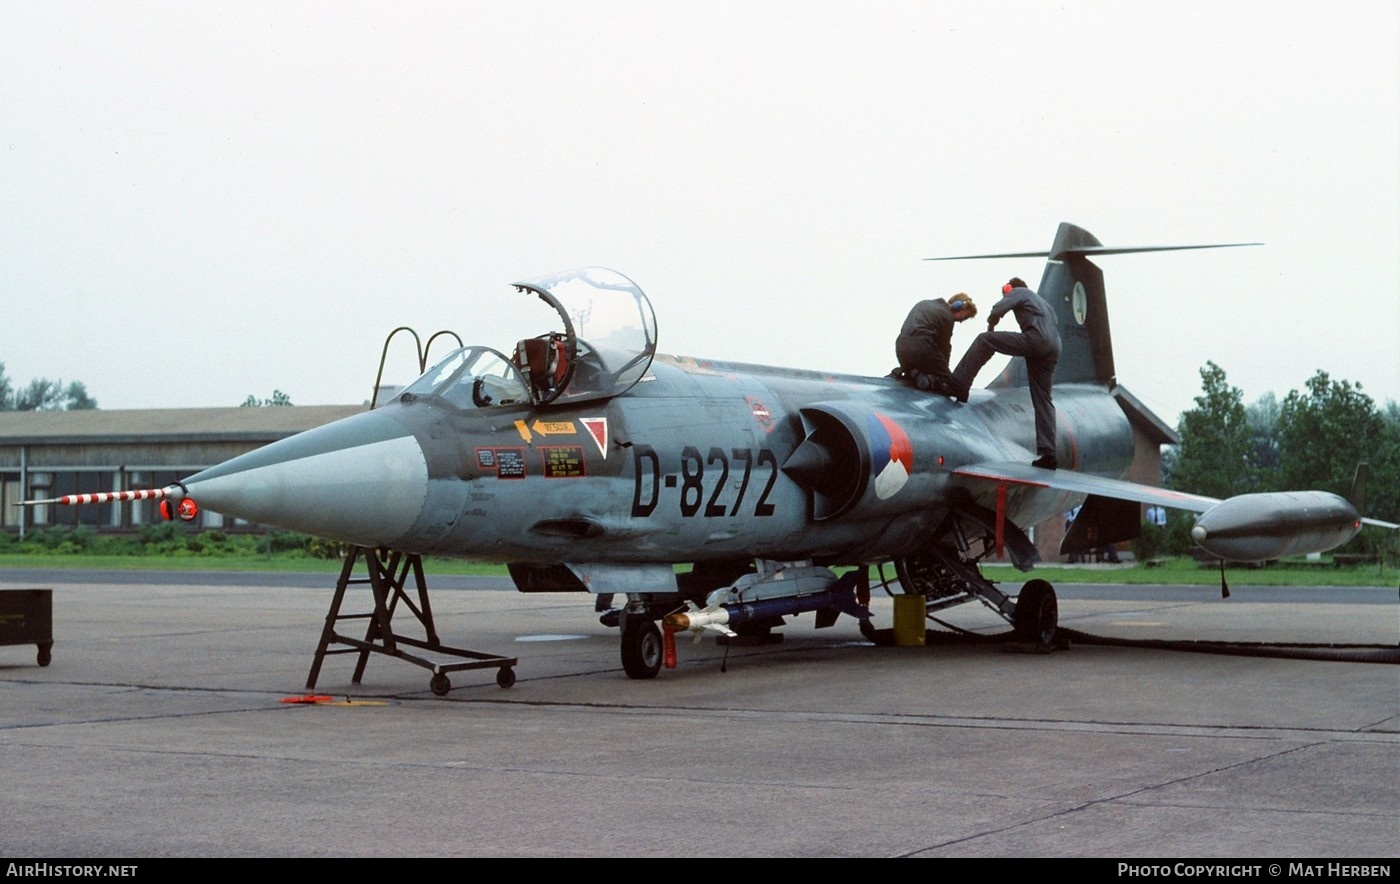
[306,545,517,696]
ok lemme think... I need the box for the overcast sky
[3,1,1397,426]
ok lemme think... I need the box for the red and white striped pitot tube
[17,487,173,507]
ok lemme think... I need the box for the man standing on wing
[952,277,1062,469]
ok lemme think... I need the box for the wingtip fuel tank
[1190,491,1363,562]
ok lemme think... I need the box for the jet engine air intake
[782,402,921,523]
[782,406,869,520]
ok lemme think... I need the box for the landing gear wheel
[620,618,663,680]
[496,667,516,689]
[1013,579,1058,646]
[37,643,52,667]
[430,672,451,696]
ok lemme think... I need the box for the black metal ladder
[306,545,517,695]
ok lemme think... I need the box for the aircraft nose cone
[175,409,429,547]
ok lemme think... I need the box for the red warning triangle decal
[581,417,608,458]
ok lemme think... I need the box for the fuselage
[174,354,1133,566]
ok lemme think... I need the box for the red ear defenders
[1002,283,1014,295]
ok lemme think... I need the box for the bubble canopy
[400,268,657,410]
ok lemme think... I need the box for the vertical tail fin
[1039,223,1113,386]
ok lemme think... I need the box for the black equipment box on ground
[0,588,53,666]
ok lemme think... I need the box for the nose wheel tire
[1013,579,1058,646]
[621,618,663,679]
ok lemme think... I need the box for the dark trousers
[895,339,968,399]
[953,332,1059,459]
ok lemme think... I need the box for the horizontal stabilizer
[925,242,1262,262]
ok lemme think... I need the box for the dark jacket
[988,287,1061,353]
[896,298,956,376]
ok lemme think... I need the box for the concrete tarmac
[1,567,1396,858]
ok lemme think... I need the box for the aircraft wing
[955,462,1396,561]
[952,462,1220,513]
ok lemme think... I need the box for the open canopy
[399,267,657,410]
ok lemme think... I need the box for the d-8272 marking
[630,444,778,518]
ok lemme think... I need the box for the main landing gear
[892,509,1062,650]
[1012,579,1059,646]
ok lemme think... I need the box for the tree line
[0,362,97,411]
[1,362,294,411]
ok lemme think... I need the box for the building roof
[0,405,366,446]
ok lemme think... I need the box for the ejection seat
[514,334,568,401]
